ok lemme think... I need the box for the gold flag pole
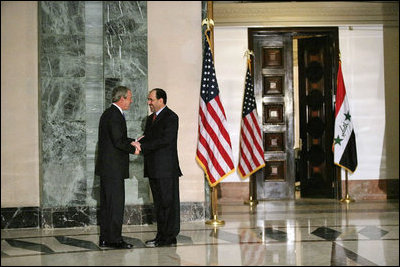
[206,186,225,226]
[204,1,224,226]
[206,1,213,47]
[340,170,355,203]
[337,52,354,204]
[244,175,259,206]
[242,50,259,207]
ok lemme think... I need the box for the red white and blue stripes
[196,30,235,187]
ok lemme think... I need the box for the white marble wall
[1,2,40,208]
[147,1,206,203]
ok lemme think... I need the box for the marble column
[102,1,149,206]
[38,1,150,228]
[84,1,104,225]
[39,1,87,209]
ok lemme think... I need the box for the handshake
[131,135,144,155]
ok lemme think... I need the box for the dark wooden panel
[263,104,284,124]
[263,47,283,67]
[264,161,286,181]
[263,76,284,95]
[298,35,337,198]
[264,132,285,152]
[251,32,295,200]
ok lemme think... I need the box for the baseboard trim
[342,179,399,200]
[1,202,206,229]
[217,179,399,202]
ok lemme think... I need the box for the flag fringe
[238,163,266,180]
[334,162,357,174]
[195,156,235,187]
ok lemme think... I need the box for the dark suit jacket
[95,104,136,179]
[140,106,182,179]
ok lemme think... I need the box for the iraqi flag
[333,60,358,173]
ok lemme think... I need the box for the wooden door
[298,36,336,198]
[252,33,295,200]
[249,28,339,200]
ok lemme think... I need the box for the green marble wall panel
[85,1,104,207]
[39,1,149,210]
[39,2,87,208]
[103,1,149,205]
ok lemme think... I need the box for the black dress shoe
[110,240,133,249]
[154,240,177,247]
[99,240,110,248]
[163,237,177,244]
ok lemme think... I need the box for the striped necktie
[152,113,156,122]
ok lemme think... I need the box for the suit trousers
[99,177,125,243]
[149,176,180,242]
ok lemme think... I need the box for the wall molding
[214,2,399,27]
[343,179,399,200]
[218,179,399,202]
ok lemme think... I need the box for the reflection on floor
[1,199,398,266]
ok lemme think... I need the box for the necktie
[122,112,126,119]
[152,113,157,122]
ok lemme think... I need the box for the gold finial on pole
[244,49,254,59]
[244,49,254,74]
[201,18,214,31]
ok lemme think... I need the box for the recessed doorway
[249,27,340,200]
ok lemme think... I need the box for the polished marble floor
[1,199,398,266]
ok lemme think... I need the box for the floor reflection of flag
[239,229,266,266]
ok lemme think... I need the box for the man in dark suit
[95,85,139,249]
[133,88,182,247]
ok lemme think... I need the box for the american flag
[196,30,235,187]
[238,59,265,178]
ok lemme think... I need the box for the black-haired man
[133,88,182,247]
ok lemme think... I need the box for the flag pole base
[205,215,225,226]
[244,196,258,206]
[340,193,355,203]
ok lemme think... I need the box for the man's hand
[131,141,141,154]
